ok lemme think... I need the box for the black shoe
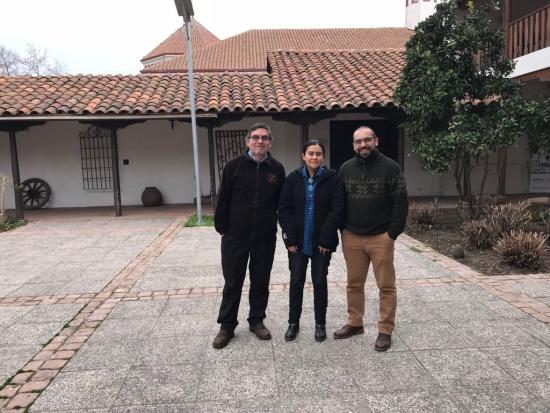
[314,324,326,342]
[284,323,299,341]
[374,333,392,352]
[212,328,234,349]
[249,322,272,340]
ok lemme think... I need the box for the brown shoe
[333,324,364,339]
[212,328,234,349]
[249,322,272,340]
[374,333,392,352]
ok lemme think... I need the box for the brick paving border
[0,229,549,410]
[0,217,184,411]
[0,294,95,307]
[400,233,550,323]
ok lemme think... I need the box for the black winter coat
[214,152,285,240]
[278,167,345,252]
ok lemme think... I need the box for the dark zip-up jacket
[339,150,408,239]
[214,152,285,240]
[278,167,345,251]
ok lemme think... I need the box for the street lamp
[174,0,202,225]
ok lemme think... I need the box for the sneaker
[212,328,234,349]
[374,333,392,352]
[249,322,272,340]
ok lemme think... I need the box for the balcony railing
[508,4,550,58]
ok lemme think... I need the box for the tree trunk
[453,155,465,220]
[463,153,474,218]
[453,155,464,200]
[476,153,490,219]
[497,147,507,196]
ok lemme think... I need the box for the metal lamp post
[174,0,202,225]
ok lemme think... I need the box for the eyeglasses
[353,136,376,145]
[249,134,272,142]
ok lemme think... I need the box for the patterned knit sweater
[339,150,408,239]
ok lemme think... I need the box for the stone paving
[0,214,549,412]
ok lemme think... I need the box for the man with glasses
[334,126,408,351]
[213,122,286,349]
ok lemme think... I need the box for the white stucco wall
[0,117,304,209]
[0,113,533,210]
[404,134,531,196]
[0,120,215,208]
[511,47,550,78]
[406,0,440,30]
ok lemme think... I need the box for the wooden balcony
[507,4,550,59]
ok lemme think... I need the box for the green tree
[394,0,549,218]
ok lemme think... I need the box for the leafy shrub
[408,202,436,227]
[485,201,532,238]
[530,208,550,241]
[542,214,550,243]
[462,219,493,249]
[0,216,26,233]
[493,230,548,270]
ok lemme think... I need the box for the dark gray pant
[217,234,276,330]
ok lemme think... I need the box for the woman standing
[278,140,345,342]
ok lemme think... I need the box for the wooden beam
[79,119,145,130]
[300,123,309,146]
[110,128,122,217]
[517,67,550,82]
[0,121,45,133]
[504,0,512,58]
[207,125,217,209]
[1,122,45,219]
[8,130,23,220]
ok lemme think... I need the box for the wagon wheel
[21,178,51,210]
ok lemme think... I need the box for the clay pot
[141,187,163,207]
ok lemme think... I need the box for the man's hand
[287,245,298,254]
[318,246,330,254]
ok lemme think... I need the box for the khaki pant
[341,229,396,335]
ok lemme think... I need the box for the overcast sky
[1,0,406,75]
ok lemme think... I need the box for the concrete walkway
[0,213,549,412]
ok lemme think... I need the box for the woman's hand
[287,245,298,254]
[318,246,330,254]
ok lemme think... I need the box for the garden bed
[405,207,550,275]
[0,217,26,233]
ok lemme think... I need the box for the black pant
[217,234,276,330]
[288,250,331,325]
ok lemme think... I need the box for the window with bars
[215,129,248,183]
[79,126,113,190]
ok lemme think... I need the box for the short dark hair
[353,126,377,138]
[246,122,272,140]
[302,139,325,155]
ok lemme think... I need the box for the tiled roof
[142,28,413,73]
[0,50,403,118]
[268,50,405,110]
[141,20,220,63]
[0,74,276,116]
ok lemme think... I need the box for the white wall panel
[0,115,533,210]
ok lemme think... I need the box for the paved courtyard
[0,212,549,412]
